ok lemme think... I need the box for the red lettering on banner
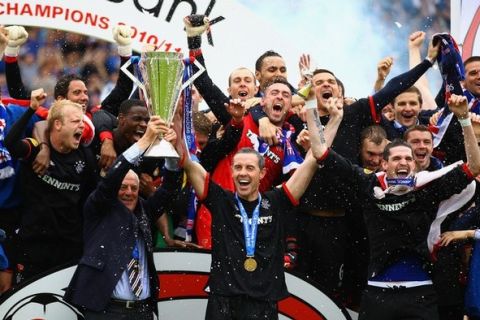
[117,22,180,51]
[35,4,50,17]
[85,12,98,26]
[463,6,480,60]
[19,2,31,15]
[52,5,63,18]
[0,1,187,50]
[99,16,110,29]
[0,2,112,30]
[7,1,18,15]
[71,9,83,23]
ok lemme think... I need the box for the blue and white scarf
[0,104,14,180]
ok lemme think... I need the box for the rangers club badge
[74,160,85,174]
[261,198,270,210]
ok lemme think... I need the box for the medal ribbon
[386,177,415,187]
[235,193,262,257]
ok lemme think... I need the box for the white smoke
[237,0,444,98]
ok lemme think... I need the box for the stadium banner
[0,0,297,92]
[451,0,480,59]
[0,250,357,320]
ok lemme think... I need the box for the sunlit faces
[312,72,340,113]
[56,104,85,151]
[393,92,421,127]
[382,146,416,179]
[66,80,89,113]
[118,170,140,211]
[405,130,433,171]
[464,60,480,97]
[228,68,258,101]
[232,152,266,201]
[255,56,287,89]
[360,139,388,172]
[261,83,292,125]
[118,106,149,145]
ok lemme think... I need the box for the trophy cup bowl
[139,51,185,158]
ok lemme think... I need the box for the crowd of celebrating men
[1,8,480,320]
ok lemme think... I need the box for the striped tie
[127,246,142,298]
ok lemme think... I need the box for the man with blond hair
[5,90,96,282]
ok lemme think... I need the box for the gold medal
[244,257,257,272]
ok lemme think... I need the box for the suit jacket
[64,155,181,312]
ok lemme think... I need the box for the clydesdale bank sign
[0,250,355,320]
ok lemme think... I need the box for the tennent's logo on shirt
[234,214,273,225]
[40,175,81,191]
[375,197,416,212]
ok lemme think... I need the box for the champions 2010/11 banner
[0,0,296,93]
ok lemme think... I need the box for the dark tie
[127,245,142,298]
[471,98,480,115]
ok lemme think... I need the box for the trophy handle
[180,59,206,90]
[120,57,149,104]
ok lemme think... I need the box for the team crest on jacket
[261,198,270,210]
[74,160,85,174]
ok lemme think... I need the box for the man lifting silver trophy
[121,50,204,158]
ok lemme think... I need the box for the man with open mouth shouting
[176,95,342,320]
[312,94,480,320]
[4,89,97,283]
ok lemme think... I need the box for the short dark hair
[255,50,282,72]
[54,74,85,99]
[361,125,387,145]
[312,68,336,78]
[464,56,480,68]
[336,78,345,97]
[118,99,147,115]
[383,139,413,160]
[193,111,212,136]
[234,147,265,169]
[404,124,433,141]
[392,86,423,106]
[262,76,293,93]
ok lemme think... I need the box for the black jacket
[64,154,181,312]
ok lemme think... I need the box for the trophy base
[144,138,179,158]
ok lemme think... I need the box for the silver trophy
[121,50,205,157]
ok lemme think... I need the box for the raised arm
[285,97,343,201]
[184,15,231,125]
[173,104,208,199]
[371,37,439,112]
[3,26,30,100]
[100,25,134,116]
[448,94,480,175]
[5,89,46,159]
[408,31,437,110]
[373,56,393,93]
[179,150,208,200]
